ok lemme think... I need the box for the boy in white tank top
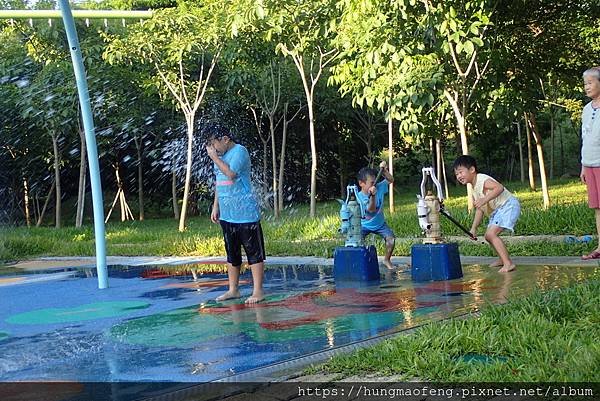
[453,155,521,272]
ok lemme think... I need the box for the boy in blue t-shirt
[355,162,396,269]
[205,124,265,304]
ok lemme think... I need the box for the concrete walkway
[5,233,597,271]
[9,252,599,272]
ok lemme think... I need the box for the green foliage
[330,0,494,135]
[81,0,177,10]
[1,0,599,234]
[314,279,600,381]
[102,1,243,108]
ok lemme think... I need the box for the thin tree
[267,0,339,217]
[104,3,235,231]
[278,101,304,212]
[525,112,551,209]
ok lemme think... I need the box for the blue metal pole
[58,0,108,289]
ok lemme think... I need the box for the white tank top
[473,173,512,216]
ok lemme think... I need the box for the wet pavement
[0,254,599,400]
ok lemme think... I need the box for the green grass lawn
[0,178,597,263]
[307,279,600,381]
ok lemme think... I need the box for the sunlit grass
[309,279,600,381]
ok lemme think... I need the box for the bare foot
[383,259,395,270]
[489,259,503,268]
[498,264,515,273]
[245,291,265,304]
[216,290,240,302]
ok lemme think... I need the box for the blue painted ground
[1,262,598,386]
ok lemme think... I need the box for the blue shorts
[488,196,521,232]
[361,222,395,240]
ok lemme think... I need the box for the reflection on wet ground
[0,262,598,382]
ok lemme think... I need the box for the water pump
[417,167,478,242]
[411,166,463,282]
[339,185,363,247]
[417,167,445,244]
[334,184,379,283]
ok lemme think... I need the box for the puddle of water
[457,353,509,364]
[0,263,598,384]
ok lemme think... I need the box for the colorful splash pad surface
[0,262,599,383]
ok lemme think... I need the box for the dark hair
[357,167,378,182]
[452,155,478,171]
[202,123,235,143]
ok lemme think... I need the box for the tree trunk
[388,117,394,213]
[550,114,554,179]
[339,142,346,199]
[287,53,320,218]
[115,165,126,222]
[124,191,135,220]
[76,175,86,227]
[51,133,61,229]
[119,188,126,222]
[283,47,337,218]
[172,169,179,220]
[458,119,473,210]
[23,177,31,227]
[34,193,40,224]
[134,135,145,221]
[279,102,302,212]
[307,98,317,218]
[516,121,525,183]
[76,129,87,228]
[430,138,436,172]
[106,175,134,223]
[435,138,446,197]
[250,107,270,208]
[279,103,289,212]
[178,115,195,232]
[155,52,219,231]
[559,124,564,176]
[105,189,120,223]
[269,115,279,218]
[526,113,551,209]
[36,181,54,227]
[353,109,378,166]
[524,113,536,191]
[444,89,473,211]
[261,139,269,206]
[257,64,282,217]
[441,150,450,200]
[366,132,373,166]
[435,139,440,179]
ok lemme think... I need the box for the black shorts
[219,220,266,266]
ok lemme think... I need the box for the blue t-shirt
[355,180,389,231]
[214,143,260,223]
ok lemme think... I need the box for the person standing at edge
[580,67,600,260]
[205,124,266,303]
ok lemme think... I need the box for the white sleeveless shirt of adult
[581,101,600,167]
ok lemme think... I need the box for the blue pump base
[410,243,463,282]
[333,245,381,282]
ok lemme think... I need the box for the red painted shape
[197,279,496,331]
